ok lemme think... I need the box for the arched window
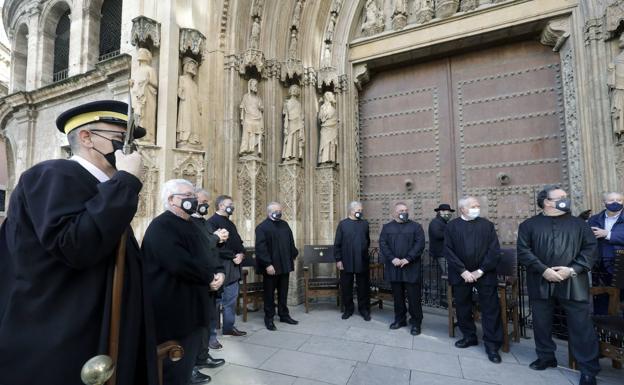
[98,0,122,61]
[11,24,28,91]
[53,9,71,82]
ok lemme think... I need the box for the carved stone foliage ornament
[131,16,161,48]
[436,0,459,19]
[278,162,304,221]
[132,48,158,144]
[392,0,408,30]
[173,149,205,188]
[361,0,385,37]
[460,0,478,12]
[239,78,264,157]
[237,157,267,228]
[413,0,435,24]
[179,28,206,62]
[540,17,570,52]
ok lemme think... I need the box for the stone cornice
[0,54,131,129]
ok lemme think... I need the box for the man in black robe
[0,100,157,385]
[379,202,425,335]
[255,201,299,330]
[517,185,599,385]
[429,203,454,275]
[143,179,225,385]
[334,201,371,320]
[444,196,503,363]
[208,195,247,336]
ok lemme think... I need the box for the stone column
[315,163,339,245]
[26,8,40,90]
[237,155,267,245]
[278,159,305,304]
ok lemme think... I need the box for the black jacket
[334,218,370,273]
[0,160,157,385]
[428,215,447,259]
[208,213,245,284]
[379,220,425,283]
[517,213,597,301]
[255,218,298,274]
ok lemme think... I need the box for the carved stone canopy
[131,16,161,48]
[280,58,304,84]
[606,1,624,40]
[318,67,339,91]
[240,49,265,76]
[179,28,206,62]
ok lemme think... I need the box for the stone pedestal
[278,160,305,305]
[237,155,267,245]
[315,164,339,278]
[132,144,162,240]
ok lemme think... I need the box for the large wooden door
[359,41,567,246]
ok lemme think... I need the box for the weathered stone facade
[1,0,624,303]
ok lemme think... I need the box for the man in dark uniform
[0,100,157,385]
[255,201,299,330]
[428,203,454,275]
[334,200,371,321]
[379,202,426,335]
[142,179,225,385]
[517,185,599,385]
[444,196,503,364]
[208,195,247,336]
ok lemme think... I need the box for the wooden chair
[571,251,623,369]
[369,262,394,310]
[157,341,184,385]
[237,247,264,322]
[445,248,520,353]
[303,245,340,313]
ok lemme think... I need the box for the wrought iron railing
[52,68,69,83]
[98,50,120,62]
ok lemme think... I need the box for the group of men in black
[0,100,614,385]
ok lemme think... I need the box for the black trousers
[163,328,202,385]
[531,297,600,376]
[390,281,422,325]
[263,273,290,319]
[453,282,503,351]
[340,270,370,314]
[195,295,218,362]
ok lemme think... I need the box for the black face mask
[225,206,235,216]
[553,198,571,213]
[354,211,363,220]
[398,213,409,222]
[197,203,210,216]
[271,211,282,220]
[440,213,452,222]
[91,132,124,169]
[179,197,199,215]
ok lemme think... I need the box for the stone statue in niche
[413,0,435,24]
[239,78,264,157]
[292,0,303,30]
[288,29,298,58]
[321,44,332,68]
[131,48,158,143]
[609,34,624,142]
[326,12,337,43]
[282,84,305,161]
[250,16,261,50]
[177,57,202,148]
[361,0,384,37]
[392,0,408,30]
[318,91,338,164]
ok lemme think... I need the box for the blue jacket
[587,210,624,274]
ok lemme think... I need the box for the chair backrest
[497,248,517,277]
[241,247,256,267]
[303,244,335,265]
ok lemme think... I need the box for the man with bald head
[255,202,299,330]
[444,196,503,363]
[588,191,624,314]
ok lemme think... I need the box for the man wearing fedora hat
[0,100,157,385]
[429,203,455,276]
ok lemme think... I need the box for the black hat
[434,203,455,212]
[56,100,146,139]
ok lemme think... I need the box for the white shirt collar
[461,214,474,221]
[70,155,110,183]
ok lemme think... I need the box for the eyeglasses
[90,129,126,142]
[171,193,195,198]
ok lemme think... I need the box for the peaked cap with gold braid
[55,100,146,139]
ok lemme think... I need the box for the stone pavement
[200,303,622,385]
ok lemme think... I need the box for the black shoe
[360,312,371,321]
[389,320,407,329]
[279,316,299,325]
[454,338,478,348]
[195,354,225,369]
[265,320,277,330]
[579,374,596,385]
[222,327,247,336]
[410,325,421,336]
[486,350,501,364]
[529,358,557,371]
[341,311,353,320]
[190,368,211,384]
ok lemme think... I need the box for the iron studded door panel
[359,41,567,245]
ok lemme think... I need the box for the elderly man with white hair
[142,179,225,385]
[443,196,503,364]
[588,191,624,314]
[255,201,299,330]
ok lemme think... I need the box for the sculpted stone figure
[392,0,408,30]
[318,91,338,164]
[609,34,624,142]
[177,57,202,148]
[361,0,384,37]
[413,0,435,24]
[239,78,264,156]
[131,48,158,143]
[282,84,305,161]
[250,16,261,50]
[288,29,298,59]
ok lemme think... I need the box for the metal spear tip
[80,355,115,385]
